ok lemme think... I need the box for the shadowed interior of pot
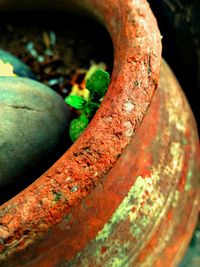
[0,8,114,204]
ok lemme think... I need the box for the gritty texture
[0,0,163,262]
[1,61,199,267]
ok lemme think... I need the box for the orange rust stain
[140,168,152,178]
[166,209,173,221]
[184,127,191,140]
[144,190,150,197]
[137,230,159,262]
[178,171,187,192]
[177,139,191,192]
[154,233,188,267]
[131,206,137,213]
[101,246,107,254]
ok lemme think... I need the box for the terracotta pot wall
[0,0,199,266]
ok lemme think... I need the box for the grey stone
[0,77,71,189]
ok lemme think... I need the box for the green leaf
[84,101,100,117]
[65,95,86,110]
[79,113,89,123]
[86,69,110,98]
[69,115,89,142]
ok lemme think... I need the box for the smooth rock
[0,77,71,189]
[0,49,35,79]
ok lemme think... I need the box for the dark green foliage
[69,114,89,142]
[84,101,100,116]
[86,69,110,98]
[66,69,110,142]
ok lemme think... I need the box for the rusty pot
[0,0,199,266]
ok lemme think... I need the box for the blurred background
[150,0,199,131]
[149,1,200,266]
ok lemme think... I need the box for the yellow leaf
[70,84,90,101]
[0,60,16,77]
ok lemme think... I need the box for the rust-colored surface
[0,0,161,261]
[0,0,199,266]
[1,60,199,266]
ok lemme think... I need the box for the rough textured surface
[0,0,162,261]
[0,77,71,189]
[0,49,35,78]
[1,60,199,267]
[0,0,198,266]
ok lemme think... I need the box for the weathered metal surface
[0,0,199,266]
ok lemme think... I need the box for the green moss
[54,192,62,202]
[181,138,188,146]
[185,170,193,192]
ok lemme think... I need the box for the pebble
[0,77,71,189]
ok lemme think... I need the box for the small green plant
[69,114,89,142]
[86,69,110,98]
[65,68,110,142]
[65,95,86,110]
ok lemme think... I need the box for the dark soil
[0,10,113,204]
[0,10,113,97]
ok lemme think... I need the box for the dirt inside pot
[0,10,113,204]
